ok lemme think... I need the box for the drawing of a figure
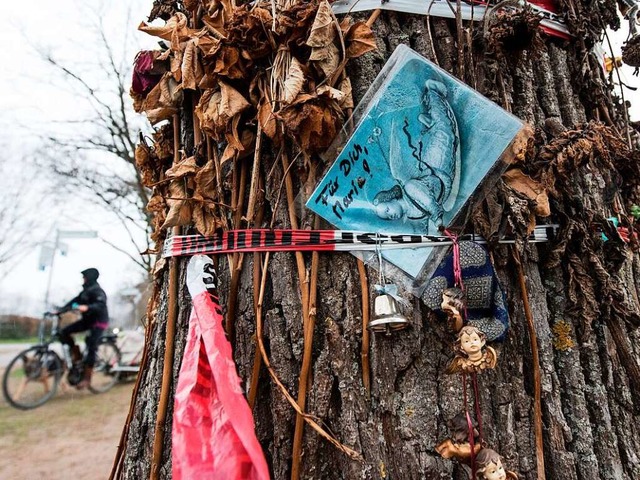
[372,78,461,233]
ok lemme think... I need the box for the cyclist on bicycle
[52,268,109,389]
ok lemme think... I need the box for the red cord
[443,229,463,289]
[472,372,484,443]
[462,374,477,477]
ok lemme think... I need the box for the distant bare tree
[0,163,48,280]
[33,4,153,273]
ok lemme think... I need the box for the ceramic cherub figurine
[441,287,465,332]
[475,448,519,479]
[435,413,481,464]
[446,325,497,374]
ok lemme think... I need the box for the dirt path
[0,379,134,480]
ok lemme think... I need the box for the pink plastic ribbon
[172,256,270,480]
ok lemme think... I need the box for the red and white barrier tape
[162,225,558,258]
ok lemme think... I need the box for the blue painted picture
[306,45,524,279]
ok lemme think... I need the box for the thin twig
[246,124,263,225]
[281,151,311,327]
[327,7,350,87]
[248,177,266,408]
[603,27,633,148]
[248,252,264,408]
[255,252,362,461]
[109,306,156,480]
[366,9,382,27]
[357,259,371,397]
[226,159,249,338]
[270,149,300,224]
[291,215,321,480]
[150,114,181,480]
[513,248,546,480]
[227,121,263,339]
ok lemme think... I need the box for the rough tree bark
[118,2,640,479]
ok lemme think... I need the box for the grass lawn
[0,375,134,480]
[0,337,39,345]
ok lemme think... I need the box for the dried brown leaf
[194,161,217,200]
[337,76,354,109]
[317,85,346,103]
[148,0,179,22]
[344,21,377,58]
[181,39,201,90]
[306,0,336,47]
[183,0,199,12]
[202,1,230,39]
[152,256,167,280]
[221,81,251,117]
[214,46,245,79]
[195,89,222,137]
[283,57,305,104]
[153,124,174,160]
[139,13,204,52]
[130,89,145,113]
[166,156,198,178]
[221,128,255,165]
[503,168,550,217]
[147,191,166,213]
[226,115,245,151]
[192,158,224,235]
[135,142,158,187]
[195,35,222,58]
[309,43,340,79]
[138,14,186,41]
[220,143,237,165]
[170,49,182,82]
[195,82,250,139]
[193,203,224,236]
[279,97,343,153]
[142,73,183,124]
[258,99,278,139]
[161,180,192,228]
[157,49,171,62]
[226,6,274,60]
[198,73,217,90]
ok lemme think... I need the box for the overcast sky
[0,1,638,318]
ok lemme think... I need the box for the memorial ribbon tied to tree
[112,0,640,479]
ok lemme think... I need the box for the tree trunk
[118,2,640,479]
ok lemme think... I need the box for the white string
[375,233,386,286]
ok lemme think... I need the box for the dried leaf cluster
[622,34,640,69]
[484,4,544,56]
[475,121,640,331]
[131,0,376,243]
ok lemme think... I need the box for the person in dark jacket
[53,268,109,389]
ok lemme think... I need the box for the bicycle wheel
[2,346,63,410]
[89,340,122,393]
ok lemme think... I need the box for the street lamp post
[41,229,98,311]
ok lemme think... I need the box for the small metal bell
[368,293,409,335]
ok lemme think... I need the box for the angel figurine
[475,448,519,479]
[435,413,481,464]
[441,287,465,332]
[446,325,497,374]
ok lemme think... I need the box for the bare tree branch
[97,236,148,272]
[29,7,154,275]
[0,166,51,278]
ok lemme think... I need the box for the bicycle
[2,312,122,410]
